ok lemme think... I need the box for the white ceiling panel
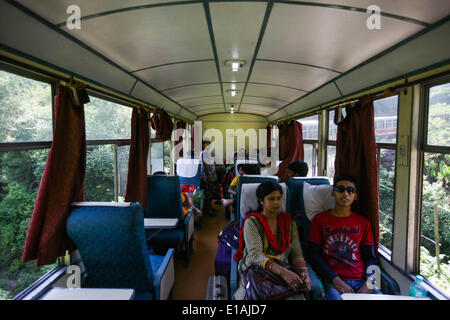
[335,20,450,96]
[61,4,213,72]
[135,61,218,91]
[196,108,226,116]
[17,0,193,25]
[163,83,222,102]
[178,95,223,107]
[210,2,267,83]
[284,82,342,115]
[240,104,277,113]
[259,3,423,73]
[190,104,225,112]
[251,60,339,92]
[0,1,137,95]
[242,96,286,109]
[245,83,306,102]
[288,0,450,24]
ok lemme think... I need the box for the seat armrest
[153,248,175,300]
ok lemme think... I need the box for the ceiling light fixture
[225,59,246,72]
[227,89,239,97]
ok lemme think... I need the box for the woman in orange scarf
[233,181,311,300]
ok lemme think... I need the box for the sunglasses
[333,185,357,194]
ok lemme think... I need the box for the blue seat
[66,202,175,300]
[176,157,204,226]
[145,175,194,263]
[286,177,331,300]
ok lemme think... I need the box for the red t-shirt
[308,210,374,281]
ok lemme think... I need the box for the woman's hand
[332,276,354,294]
[298,269,311,292]
[279,267,303,292]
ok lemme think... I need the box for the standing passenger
[201,138,217,216]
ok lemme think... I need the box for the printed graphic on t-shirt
[324,226,361,266]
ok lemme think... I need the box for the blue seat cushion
[149,254,165,275]
[146,229,184,247]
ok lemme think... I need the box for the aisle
[172,203,228,300]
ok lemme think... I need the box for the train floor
[172,201,229,300]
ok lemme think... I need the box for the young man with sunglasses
[307,175,379,300]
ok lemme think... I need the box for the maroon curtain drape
[334,97,380,249]
[176,120,186,158]
[125,108,150,209]
[276,121,304,183]
[22,85,87,266]
[266,125,272,149]
[150,110,173,142]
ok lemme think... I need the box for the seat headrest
[70,202,133,207]
[176,158,201,178]
[239,183,287,219]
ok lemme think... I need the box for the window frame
[415,76,450,297]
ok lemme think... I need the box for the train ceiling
[1,0,450,122]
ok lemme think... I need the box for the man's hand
[357,282,374,294]
[331,276,354,294]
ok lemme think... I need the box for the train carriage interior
[0,0,449,302]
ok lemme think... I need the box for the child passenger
[307,175,379,300]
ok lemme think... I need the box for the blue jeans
[324,279,364,300]
[324,279,383,300]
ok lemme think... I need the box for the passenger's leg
[323,281,343,300]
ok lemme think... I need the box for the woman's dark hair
[254,181,283,212]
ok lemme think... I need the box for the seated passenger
[307,174,379,300]
[287,160,308,178]
[214,163,246,209]
[153,171,202,217]
[233,181,311,300]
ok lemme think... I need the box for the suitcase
[205,275,228,300]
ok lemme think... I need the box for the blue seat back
[146,175,184,219]
[286,177,331,250]
[286,177,331,214]
[66,203,154,292]
[236,175,279,224]
[176,158,202,188]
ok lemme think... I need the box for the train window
[378,148,396,253]
[85,97,132,140]
[419,81,450,295]
[0,69,57,300]
[0,149,57,299]
[374,96,398,255]
[0,70,52,143]
[298,115,318,141]
[298,115,318,175]
[151,142,165,174]
[85,144,115,202]
[328,110,337,141]
[374,96,398,144]
[426,83,450,147]
[84,96,132,202]
[117,145,130,201]
[326,145,336,182]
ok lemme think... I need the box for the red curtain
[276,121,304,183]
[176,120,186,158]
[22,85,87,266]
[125,108,150,209]
[266,125,272,148]
[334,97,380,249]
[150,110,173,142]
